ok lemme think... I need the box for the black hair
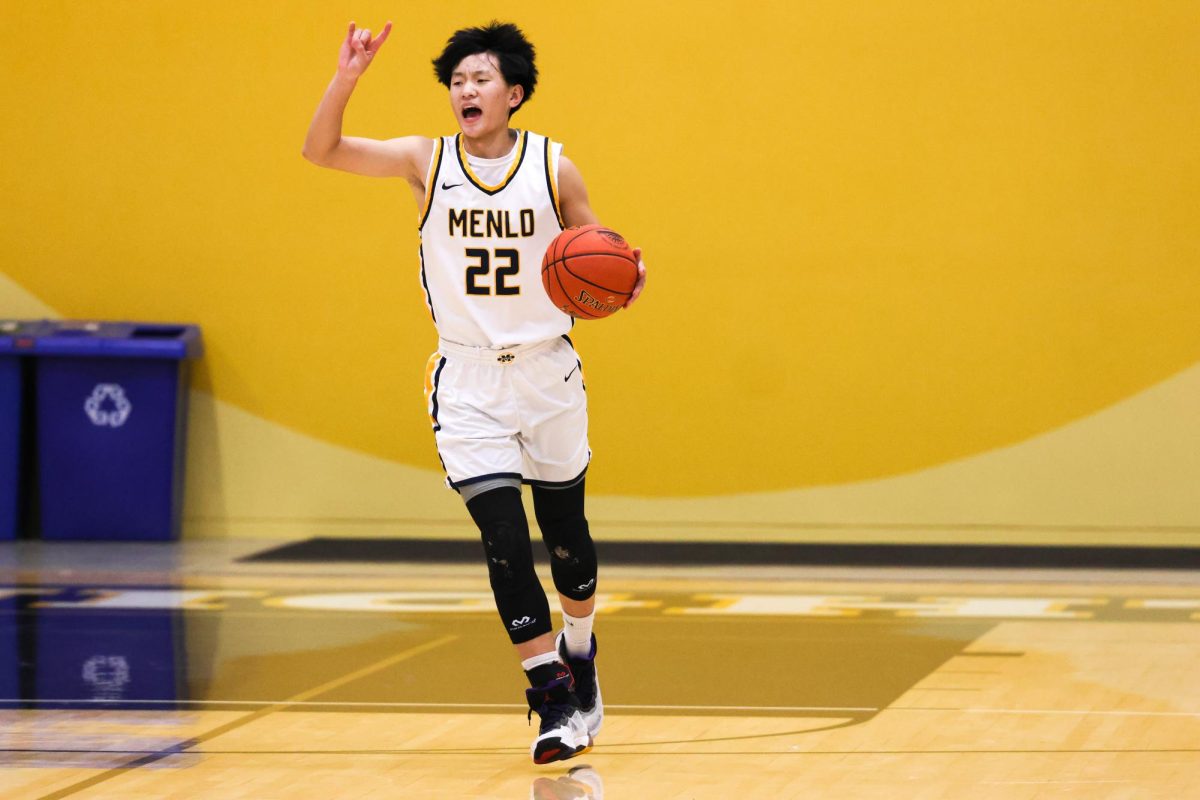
[431,21,538,116]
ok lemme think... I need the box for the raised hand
[337,21,393,80]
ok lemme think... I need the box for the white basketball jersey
[417,131,569,348]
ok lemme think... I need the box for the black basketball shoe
[556,632,602,740]
[525,663,590,764]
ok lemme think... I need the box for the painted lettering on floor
[5,588,1200,620]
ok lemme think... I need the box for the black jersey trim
[524,463,589,489]
[435,450,451,481]
[544,136,565,230]
[417,138,445,232]
[429,356,447,431]
[448,463,589,490]
[456,131,528,195]
[418,244,437,324]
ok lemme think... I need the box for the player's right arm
[302,22,431,184]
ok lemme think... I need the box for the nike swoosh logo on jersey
[441,182,463,190]
[564,364,580,382]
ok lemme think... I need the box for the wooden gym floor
[1,539,1199,799]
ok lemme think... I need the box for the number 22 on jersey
[465,248,521,296]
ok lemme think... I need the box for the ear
[509,84,524,108]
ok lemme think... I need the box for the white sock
[561,610,595,658]
[521,650,562,673]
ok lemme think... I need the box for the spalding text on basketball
[575,289,621,315]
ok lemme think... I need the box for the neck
[462,127,517,159]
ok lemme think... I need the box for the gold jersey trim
[543,136,565,230]
[417,138,445,231]
[455,131,528,195]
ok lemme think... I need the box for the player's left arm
[558,156,646,307]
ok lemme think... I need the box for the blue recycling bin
[0,320,47,540]
[33,322,203,540]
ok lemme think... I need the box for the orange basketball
[541,224,638,319]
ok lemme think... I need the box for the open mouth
[462,106,482,121]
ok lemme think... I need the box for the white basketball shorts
[423,335,590,491]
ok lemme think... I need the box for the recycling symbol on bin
[84,384,133,428]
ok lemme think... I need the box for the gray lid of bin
[25,321,204,359]
[0,320,55,354]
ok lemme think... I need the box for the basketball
[541,224,639,319]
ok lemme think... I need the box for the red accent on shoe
[536,748,562,764]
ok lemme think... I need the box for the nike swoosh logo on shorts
[564,365,580,382]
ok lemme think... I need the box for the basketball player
[303,21,645,764]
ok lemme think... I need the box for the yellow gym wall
[2,1,1198,545]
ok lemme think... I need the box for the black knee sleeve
[532,480,598,601]
[466,487,551,644]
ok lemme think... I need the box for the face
[449,52,523,136]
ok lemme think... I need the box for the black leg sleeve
[466,487,552,644]
[532,479,598,601]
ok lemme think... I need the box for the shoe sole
[533,737,591,765]
[532,711,591,765]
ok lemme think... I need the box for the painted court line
[0,698,875,712]
[7,698,1200,717]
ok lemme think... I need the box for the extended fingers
[371,21,393,51]
[345,21,391,58]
